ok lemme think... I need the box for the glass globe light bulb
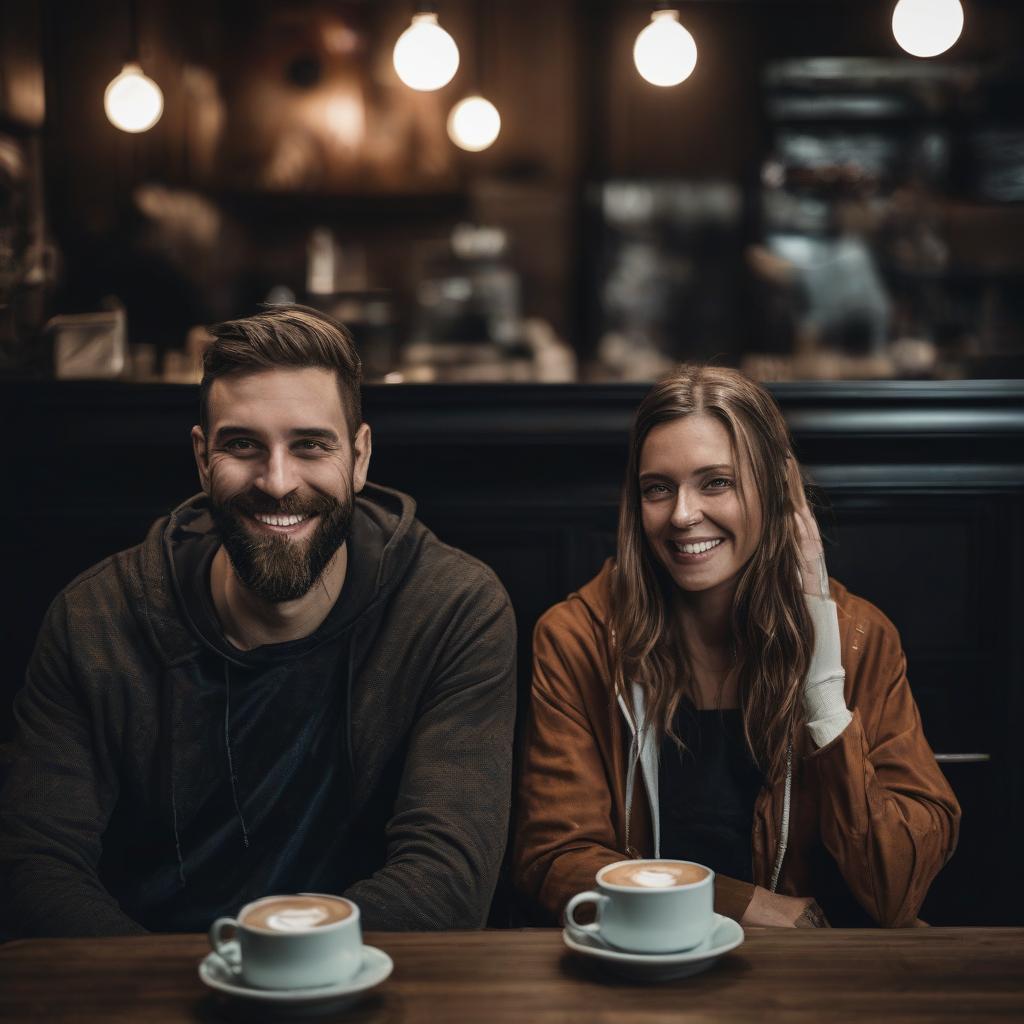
[447,96,501,152]
[104,62,164,133]
[393,12,460,91]
[633,9,698,88]
[892,0,964,58]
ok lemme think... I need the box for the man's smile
[246,511,319,538]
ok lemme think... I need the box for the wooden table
[1,929,1021,1023]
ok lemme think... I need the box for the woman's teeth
[254,513,309,527]
[672,538,723,555]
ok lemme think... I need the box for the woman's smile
[666,536,727,564]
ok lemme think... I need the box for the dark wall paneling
[3,379,1023,925]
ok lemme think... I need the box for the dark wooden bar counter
[1,928,1021,1022]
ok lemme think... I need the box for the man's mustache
[224,491,338,518]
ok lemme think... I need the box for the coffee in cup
[601,861,709,889]
[564,859,714,954]
[240,894,353,932]
[209,893,362,990]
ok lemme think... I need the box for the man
[0,306,516,935]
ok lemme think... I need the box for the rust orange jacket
[512,560,961,927]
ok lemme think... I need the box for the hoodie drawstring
[768,743,793,892]
[224,662,250,849]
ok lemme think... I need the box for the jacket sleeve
[343,578,516,930]
[513,607,756,925]
[512,610,625,924]
[0,595,146,937]
[809,612,961,927]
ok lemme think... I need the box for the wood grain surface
[0,928,1021,1023]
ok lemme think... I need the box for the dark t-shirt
[657,705,764,883]
[103,513,380,929]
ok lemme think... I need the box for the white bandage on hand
[803,594,852,748]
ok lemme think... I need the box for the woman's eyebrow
[639,463,734,481]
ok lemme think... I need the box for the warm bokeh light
[392,12,460,91]
[633,9,698,87]
[104,63,164,133]
[891,0,964,58]
[447,96,501,152]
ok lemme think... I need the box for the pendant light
[104,0,163,132]
[891,0,964,58]
[633,5,698,87]
[447,0,500,152]
[393,3,460,92]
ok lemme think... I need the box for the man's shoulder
[406,522,511,609]
[50,514,170,626]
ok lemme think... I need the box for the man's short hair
[200,305,362,437]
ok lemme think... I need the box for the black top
[658,705,764,884]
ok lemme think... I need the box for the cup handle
[209,916,241,971]
[564,891,609,941]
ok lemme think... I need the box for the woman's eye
[642,483,670,498]
[705,477,733,489]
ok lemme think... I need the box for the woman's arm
[810,622,961,926]
[512,608,628,923]
[789,461,960,926]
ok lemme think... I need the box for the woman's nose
[670,488,703,529]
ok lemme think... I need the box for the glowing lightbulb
[892,0,964,58]
[104,62,164,133]
[447,96,501,152]
[633,9,698,87]
[393,12,459,91]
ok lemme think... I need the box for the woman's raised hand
[787,456,829,599]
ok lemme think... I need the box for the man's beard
[209,488,354,603]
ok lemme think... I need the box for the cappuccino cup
[564,860,714,954]
[209,893,362,990]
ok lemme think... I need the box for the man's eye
[296,440,328,451]
[225,439,257,451]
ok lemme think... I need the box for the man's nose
[255,447,301,501]
[670,487,703,529]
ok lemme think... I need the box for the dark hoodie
[0,483,516,936]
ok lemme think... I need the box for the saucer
[563,913,744,981]
[198,941,393,1015]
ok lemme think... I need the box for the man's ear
[191,425,211,494]
[352,422,372,494]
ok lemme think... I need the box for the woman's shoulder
[535,558,615,637]
[830,579,901,639]
[829,579,907,684]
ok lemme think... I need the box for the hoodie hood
[128,481,421,668]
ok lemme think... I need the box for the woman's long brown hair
[609,365,814,784]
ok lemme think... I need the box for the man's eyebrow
[212,426,341,443]
[287,427,341,442]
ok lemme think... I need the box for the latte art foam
[602,861,709,889]
[240,895,352,933]
[267,906,330,931]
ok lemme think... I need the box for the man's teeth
[254,513,309,527]
[673,539,723,555]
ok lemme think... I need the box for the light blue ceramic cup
[564,859,714,954]
[209,894,363,990]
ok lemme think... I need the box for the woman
[513,366,960,928]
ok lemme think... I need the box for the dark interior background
[4,378,1022,926]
